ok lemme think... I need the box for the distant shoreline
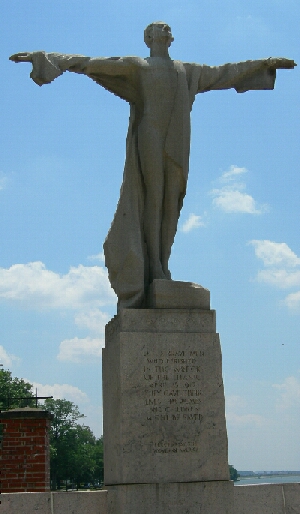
[238,472,300,478]
[235,474,300,486]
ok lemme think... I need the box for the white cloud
[0,345,19,367]
[226,394,247,410]
[57,337,104,363]
[211,188,266,213]
[226,412,267,427]
[227,383,300,469]
[75,309,109,334]
[0,172,8,191]
[249,240,300,311]
[88,252,105,262]
[29,380,89,404]
[0,176,7,190]
[0,262,115,362]
[210,166,268,214]
[220,165,247,182]
[273,376,300,410]
[256,269,300,289]
[27,380,103,435]
[226,394,267,427]
[284,291,300,312]
[250,240,300,267]
[82,404,103,437]
[181,213,205,232]
[0,261,116,310]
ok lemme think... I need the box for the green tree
[0,369,33,410]
[229,464,239,481]
[93,436,104,486]
[44,398,84,489]
[64,424,96,488]
[44,398,104,490]
[0,372,104,489]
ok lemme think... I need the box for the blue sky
[1,0,299,470]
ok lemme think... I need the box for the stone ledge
[106,308,216,335]
[234,482,300,514]
[0,491,108,514]
[146,280,210,309]
[0,408,53,420]
[1,484,300,513]
[106,481,233,514]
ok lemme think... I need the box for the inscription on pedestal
[142,347,205,454]
[120,334,226,464]
[104,323,229,484]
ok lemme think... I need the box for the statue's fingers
[281,58,296,69]
[9,53,20,62]
[9,52,31,62]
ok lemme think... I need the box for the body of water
[235,475,300,486]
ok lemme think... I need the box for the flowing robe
[27,52,276,307]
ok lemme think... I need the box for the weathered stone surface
[106,481,234,514]
[284,482,300,513]
[53,491,108,514]
[10,27,296,308]
[0,492,52,514]
[106,308,216,336]
[103,308,229,485]
[0,491,108,514]
[2,483,300,513]
[234,484,286,514]
[146,279,210,309]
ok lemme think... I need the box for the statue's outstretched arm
[9,51,136,87]
[197,57,296,94]
[10,51,91,85]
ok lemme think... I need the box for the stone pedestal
[103,281,233,513]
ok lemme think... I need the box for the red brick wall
[0,409,52,492]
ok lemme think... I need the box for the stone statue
[10,22,296,309]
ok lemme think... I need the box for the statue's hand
[9,52,33,63]
[266,57,297,69]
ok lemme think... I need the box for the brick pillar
[0,407,53,493]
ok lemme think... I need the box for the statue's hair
[144,21,173,48]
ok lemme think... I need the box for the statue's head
[144,22,174,49]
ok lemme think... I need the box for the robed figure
[10,22,296,309]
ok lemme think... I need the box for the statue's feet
[162,261,172,280]
[150,263,167,281]
[164,269,172,280]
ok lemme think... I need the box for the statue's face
[144,22,174,48]
[152,23,173,45]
